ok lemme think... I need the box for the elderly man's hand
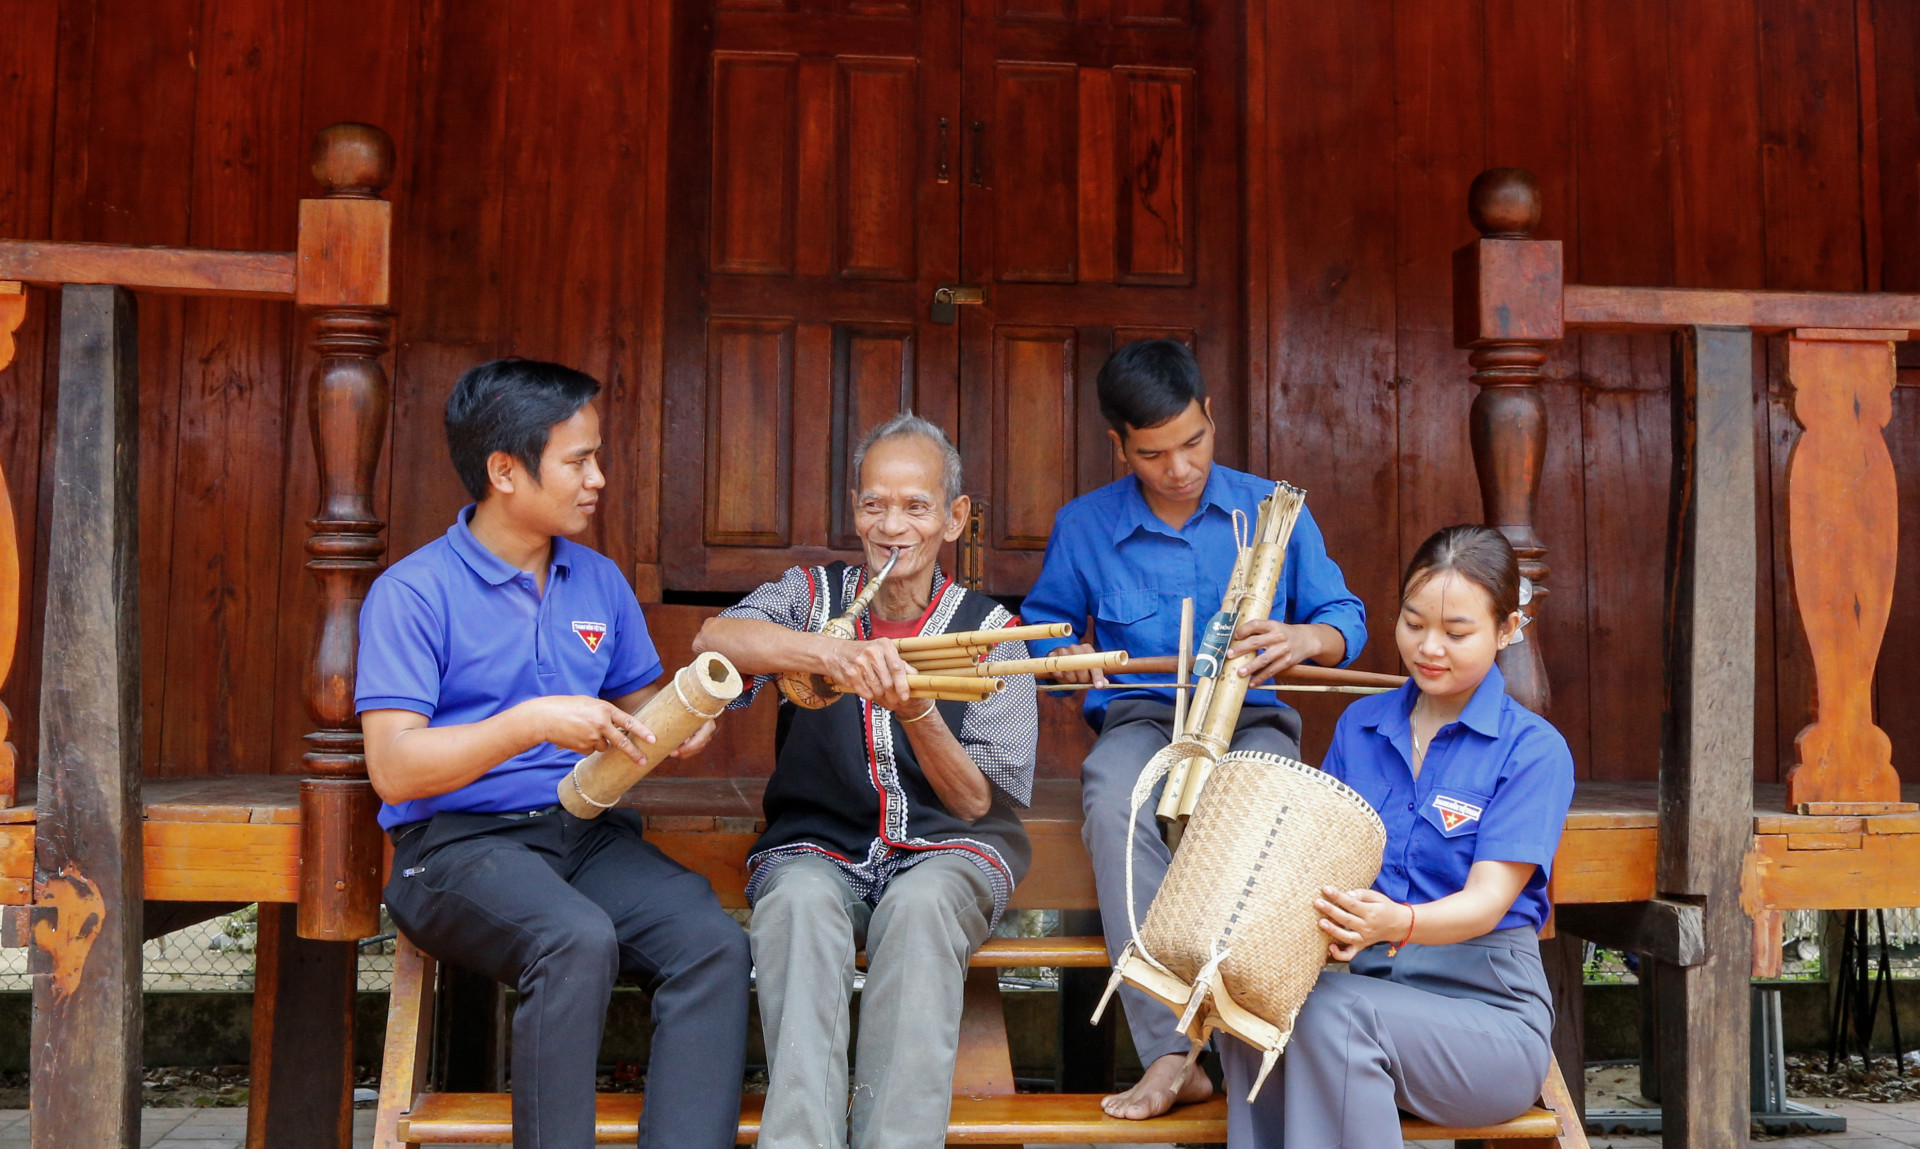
[825,638,918,712]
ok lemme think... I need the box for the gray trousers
[1220,927,1555,1148]
[751,853,994,1149]
[1080,698,1303,1066]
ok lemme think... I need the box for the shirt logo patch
[1433,794,1483,832]
[571,620,608,653]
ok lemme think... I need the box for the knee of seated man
[534,911,621,983]
[755,859,851,920]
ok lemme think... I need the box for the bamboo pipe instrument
[1116,659,1407,691]
[942,650,1128,678]
[1158,482,1307,822]
[1172,597,1194,740]
[777,547,901,709]
[826,673,1003,695]
[893,622,1074,653]
[1042,681,1391,696]
[559,652,744,817]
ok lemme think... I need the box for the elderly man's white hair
[851,412,965,508]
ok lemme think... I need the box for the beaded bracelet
[1388,902,1416,956]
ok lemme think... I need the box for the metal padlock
[930,284,984,324]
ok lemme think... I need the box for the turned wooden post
[1452,168,1563,715]
[0,281,23,809]
[295,122,394,941]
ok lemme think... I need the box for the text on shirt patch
[1432,794,1483,832]
[571,620,608,653]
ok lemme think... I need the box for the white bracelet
[898,700,939,724]
[567,768,618,809]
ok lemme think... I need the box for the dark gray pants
[1220,926,1555,1148]
[1079,698,1303,1067]
[385,807,752,1149]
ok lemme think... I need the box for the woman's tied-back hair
[851,411,964,507]
[1401,525,1522,623]
[445,359,602,501]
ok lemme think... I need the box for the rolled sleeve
[355,578,445,718]
[957,637,1038,805]
[1472,726,1577,874]
[1280,507,1368,667]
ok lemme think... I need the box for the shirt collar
[447,505,573,587]
[1110,465,1234,544]
[1366,661,1509,740]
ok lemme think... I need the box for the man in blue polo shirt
[1021,339,1368,1122]
[357,359,750,1149]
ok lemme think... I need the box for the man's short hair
[445,359,602,501]
[851,412,964,507]
[1096,339,1206,438]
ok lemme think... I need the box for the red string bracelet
[1388,902,1416,956]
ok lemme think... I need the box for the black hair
[445,359,602,501]
[1401,525,1522,623]
[1096,339,1207,438]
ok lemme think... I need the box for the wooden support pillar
[1655,325,1756,1149]
[247,904,359,1149]
[31,284,142,1149]
[295,122,395,943]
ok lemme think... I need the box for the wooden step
[396,1090,1562,1144]
[969,935,1111,968]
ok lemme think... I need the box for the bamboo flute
[1172,597,1194,740]
[893,622,1074,653]
[942,650,1128,678]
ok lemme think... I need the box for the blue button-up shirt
[356,507,664,829]
[1020,464,1368,727]
[1323,664,1575,932]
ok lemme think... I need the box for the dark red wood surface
[0,0,1916,790]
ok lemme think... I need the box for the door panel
[957,0,1240,591]
[664,0,962,590]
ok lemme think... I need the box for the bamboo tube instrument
[559,652,745,817]
[777,548,900,709]
[1155,482,1307,822]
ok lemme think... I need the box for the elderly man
[693,412,1036,1149]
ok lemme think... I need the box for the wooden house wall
[0,0,1916,789]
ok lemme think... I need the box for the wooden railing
[0,124,394,1149]
[1455,166,1920,1148]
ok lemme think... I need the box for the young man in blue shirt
[357,360,751,1149]
[1020,340,1368,1121]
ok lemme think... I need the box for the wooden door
[662,0,964,590]
[955,0,1243,593]
[663,0,1241,593]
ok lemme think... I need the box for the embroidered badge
[1432,794,1484,832]
[572,620,608,653]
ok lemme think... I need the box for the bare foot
[1101,1052,1213,1119]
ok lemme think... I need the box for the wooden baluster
[296,123,395,941]
[0,281,24,809]
[1453,168,1564,714]
[1780,329,1913,814]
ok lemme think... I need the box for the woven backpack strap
[1124,735,1221,977]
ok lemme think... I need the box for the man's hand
[1224,620,1324,686]
[670,719,718,759]
[824,638,918,712]
[1047,642,1109,688]
[514,695,656,763]
[1314,886,1412,961]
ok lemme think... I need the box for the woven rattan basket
[1098,744,1386,1099]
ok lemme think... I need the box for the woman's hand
[1315,886,1413,962]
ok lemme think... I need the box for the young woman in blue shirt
[1216,524,1576,1147]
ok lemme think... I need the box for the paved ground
[3,1102,1919,1147]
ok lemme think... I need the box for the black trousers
[386,807,752,1149]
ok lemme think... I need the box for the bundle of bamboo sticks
[880,622,1130,703]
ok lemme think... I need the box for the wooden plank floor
[4,778,1920,910]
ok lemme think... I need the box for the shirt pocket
[1420,786,1493,839]
[1095,587,1158,626]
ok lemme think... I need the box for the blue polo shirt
[1020,464,1368,727]
[356,507,663,829]
[1322,664,1574,932]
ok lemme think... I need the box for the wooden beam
[247,903,358,1149]
[0,240,295,299]
[1654,325,1757,1149]
[1554,900,1707,967]
[1566,284,1920,335]
[32,284,143,1149]
[0,282,22,809]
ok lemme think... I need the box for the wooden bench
[368,777,1592,1148]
